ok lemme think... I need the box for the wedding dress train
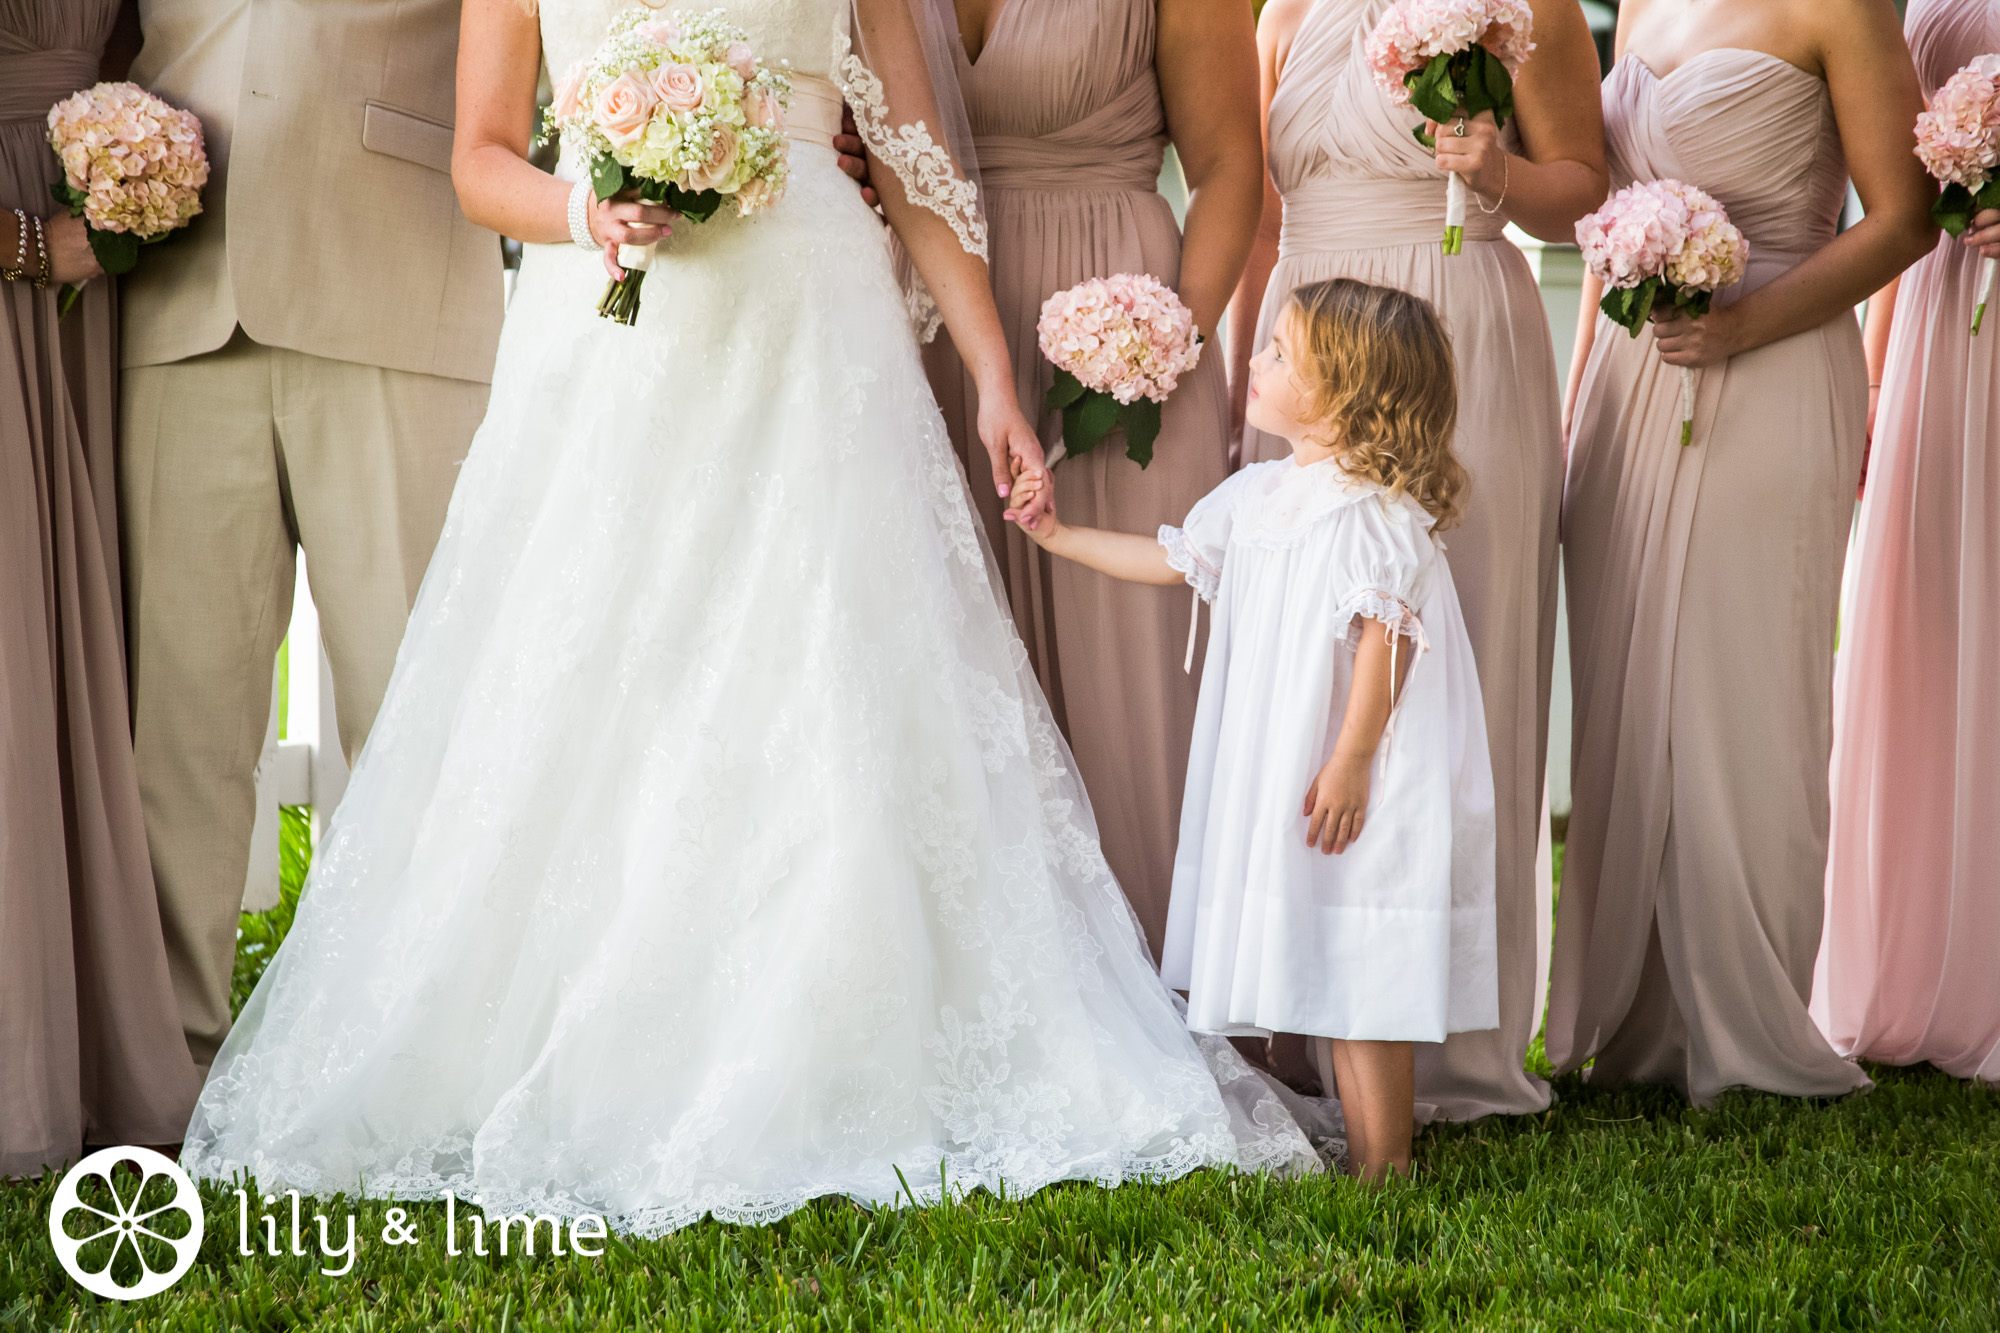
[180,0,1315,1232]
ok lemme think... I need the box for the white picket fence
[245,232,1594,903]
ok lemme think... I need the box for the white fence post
[241,550,351,912]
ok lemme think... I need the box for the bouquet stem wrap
[1678,365,1696,448]
[1443,171,1468,255]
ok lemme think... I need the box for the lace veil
[835,0,987,339]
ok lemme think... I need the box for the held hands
[1649,302,1741,369]
[1003,468,1060,544]
[1303,751,1372,855]
[47,213,102,287]
[590,193,677,281]
[1425,108,1507,201]
[833,107,879,209]
[1963,207,2000,261]
[980,395,1051,526]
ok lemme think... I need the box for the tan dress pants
[121,330,488,1071]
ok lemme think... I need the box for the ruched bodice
[1267,0,1517,251]
[956,0,1166,192]
[1907,0,2000,92]
[1604,51,1846,294]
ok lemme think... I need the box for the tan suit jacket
[124,0,502,383]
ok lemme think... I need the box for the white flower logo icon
[49,1147,205,1300]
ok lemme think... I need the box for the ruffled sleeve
[1334,493,1439,655]
[1157,462,1281,604]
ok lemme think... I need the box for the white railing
[242,552,349,911]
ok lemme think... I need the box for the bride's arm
[848,1,1047,515]
[452,0,674,266]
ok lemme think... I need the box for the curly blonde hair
[1285,278,1467,531]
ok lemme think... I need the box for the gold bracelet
[0,208,25,282]
[1476,154,1511,216]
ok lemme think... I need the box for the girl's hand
[46,213,103,287]
[1650,303,1741,369]
[1303,752,1371,855]
[1003,471,1061,543]
[1426,108,1507,201]
[1962,208,2000,261]
[591,194,677,280]
[979,394,1050,524]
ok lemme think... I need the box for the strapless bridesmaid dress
[1813,0,2000,1084]
[1551,48,1872,1105]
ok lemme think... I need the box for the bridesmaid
[1813,0,2000,1084]
[923,0,1264,956]
[1,0,201,1174]
[1228,0,1608,1119]
[1552,0,1936,1105]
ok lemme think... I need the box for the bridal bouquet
[1914,53,2000,334]
[45,82,207,316]
[539,6,792,324]
[1577,179,1748,447]
[1365,0,1535,254]
[1038,273,1202,468]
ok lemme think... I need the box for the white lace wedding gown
[180,0,1315,1233]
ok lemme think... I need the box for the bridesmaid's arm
[1430,0,1609,244]
[1650,0,1936,368]
[1157,0,1264,340]
[1564,268,1604,445]
[1225,0,1309,444]
[1861,274,1899,443]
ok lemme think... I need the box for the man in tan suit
[122,0,503,1072]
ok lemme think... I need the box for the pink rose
[724,42,756,81]
[551,60,587,121]
[637,19,681,46]
[745,87,784,131]
[684,123,739,191]
[651,62,705,115]
[592,70,655,149]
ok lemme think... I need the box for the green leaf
[1407,53,1460,125]
[1977,176,2000,213]
[1119,397,1161,469]
[88,226,140,276]
[1044,367,1086,413]
[48,179,88,217]
[590,154,627,202]
[1934,182,1976,236]
[1062,390,1119,458]
[1629,276,1660,329]
[666,184,724,223]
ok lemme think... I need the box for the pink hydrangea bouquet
[45,81,207,316]
[1038,273,1202,469]
[538,6,791,324]
[1914,53,2000,335]
[1365,0,1535,254]
[1577,179,1748,447]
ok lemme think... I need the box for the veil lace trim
[833,27,988,262]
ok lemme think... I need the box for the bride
[181,0,1316,1230]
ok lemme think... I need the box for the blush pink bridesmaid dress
[922,0,1233,957]
[1241,0,1562,1120]
[1812,0,2000,1085]
[1550,48,1872,1105]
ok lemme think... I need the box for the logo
[49,1147,205,1300]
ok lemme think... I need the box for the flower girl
[1007,278,1499,1181]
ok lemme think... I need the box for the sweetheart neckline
[1621,47,1824,89]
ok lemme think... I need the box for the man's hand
[835,106,878,208]
[1303,752,1371,855]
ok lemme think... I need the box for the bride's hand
[978,395,1050,525]
[591,194,678,280]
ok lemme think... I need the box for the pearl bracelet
[568,178,599,252]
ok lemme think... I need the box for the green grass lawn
[4,813,1994,1331]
